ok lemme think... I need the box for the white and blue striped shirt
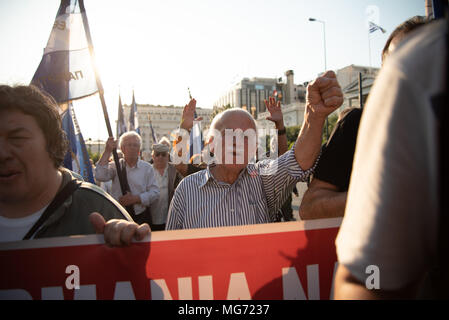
[166,148,317,230]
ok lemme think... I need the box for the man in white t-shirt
[0,85,149,246]
[334,19,446,299]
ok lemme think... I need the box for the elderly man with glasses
[149,142,183,230]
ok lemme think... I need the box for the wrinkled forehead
[216,110,257,132]
[0,109,41,133]
[122,135,140,145]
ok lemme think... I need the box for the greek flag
[62,103,95,183]
[31,0,99,103]
[369,21,386,34]
[116,94,127,138]
[128,91,140,134]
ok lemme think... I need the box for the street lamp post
[308,18,327,70]
[309,17,329,140]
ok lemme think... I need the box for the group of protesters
[92,92,295,231]
[0,14,447,299]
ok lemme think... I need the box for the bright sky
[0,0,424,140]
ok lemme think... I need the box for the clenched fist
[306,71,343,120]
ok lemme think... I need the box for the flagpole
[188,87,193,100]
[79,0,129,197]
[368,30,372,70]
[308,17,329,140]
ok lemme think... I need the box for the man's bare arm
[98,137,116,166]
[299,178,346,220]
[265,97,288,155]
[294,71,343,170]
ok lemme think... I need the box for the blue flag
[189,110,204,162]
[62,103,95,183]
[148,114,157,143]
[31,0,98,103]
[129,91,140,134]
[117,94,127,138]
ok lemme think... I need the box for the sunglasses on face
[124,143,140,148]
[154,152,168,157]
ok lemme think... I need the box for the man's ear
[202,136,216,165]
[206,136,215,153]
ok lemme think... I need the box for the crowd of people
[0,13,447,299]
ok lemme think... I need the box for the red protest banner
[0,218,341,300]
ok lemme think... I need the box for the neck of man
[125,157,138,168]
[210,164,244,185]
[0,169,63,219]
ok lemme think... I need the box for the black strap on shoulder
[23,179,82,240]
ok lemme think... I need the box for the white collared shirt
[150,166,169,224]
[95,159,160,215]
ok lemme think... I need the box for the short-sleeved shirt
[166,148,317,230]
[336,20,445,290]
[314,108,362,191]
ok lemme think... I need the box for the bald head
[209,108,257,134]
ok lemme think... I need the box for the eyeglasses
[123,143,140,148]
[154,152,168,157]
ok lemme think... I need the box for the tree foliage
[285,112,339,149]
[286,125,301,149]
[321,112,339,145]
[88,149,100,164]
